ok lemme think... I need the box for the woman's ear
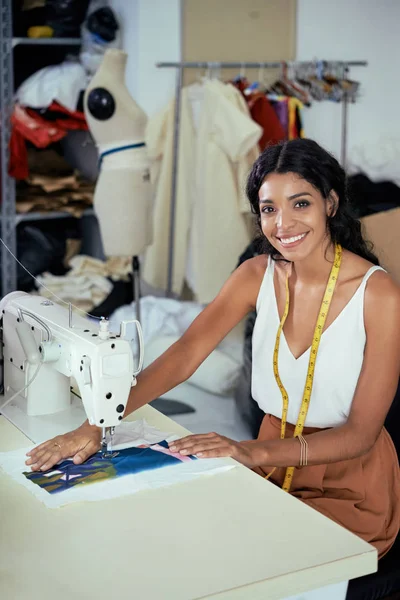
[327,190,339,218]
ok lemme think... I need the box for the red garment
[8,103,88,180]
[46,101,88,131]
[233,80,286,150]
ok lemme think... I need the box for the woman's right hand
[25,422,102,472]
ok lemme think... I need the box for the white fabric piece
[109,296,243,395]
[110,295,203,343]
[0,446,235,509]
[109,295,243,364]
[16,62,86,112]
[348,136,400,187]
[144,336,240,396]
[109,418,177,451]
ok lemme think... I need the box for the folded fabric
[16,61,86,112]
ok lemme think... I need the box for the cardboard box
[361,208,400,284]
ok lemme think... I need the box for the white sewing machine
[0,291,143,450]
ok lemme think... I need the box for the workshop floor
[158,382,252,441]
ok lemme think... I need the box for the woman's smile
[276,231,309,249]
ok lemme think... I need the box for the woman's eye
[261,206,275,213]
[295,200,310,208]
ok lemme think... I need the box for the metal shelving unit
[0,0,88,295]
[14,208,95,225]
[1,0,17,295]
[12,37,81,48]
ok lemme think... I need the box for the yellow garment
[143,80,261,302]
[288,97,304,140]
[27,26,54,38]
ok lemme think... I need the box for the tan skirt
[253,415,400,559]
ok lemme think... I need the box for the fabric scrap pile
[17,170,94,217]
[36,255,132,312]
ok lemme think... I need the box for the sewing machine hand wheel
[119,319,144,381]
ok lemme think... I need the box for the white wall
[107,0,139,99]
[108,0,181,116]
[296,0,400,182]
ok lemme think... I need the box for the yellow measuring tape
[266,243,342,493]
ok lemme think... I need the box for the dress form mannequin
[84,51,190,416]
[84,49,153,259]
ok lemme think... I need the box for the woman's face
[258,172,335,261]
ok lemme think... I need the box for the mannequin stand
[132,255,141,323]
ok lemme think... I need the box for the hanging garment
[185,80,262,302]
[217,81,260,213]
[288,97,304,140]
[143,80,261,302]
[269,96,289,139]
[233,80,286,150]
[143,89,195,297]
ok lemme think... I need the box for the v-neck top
[251,257,385,428]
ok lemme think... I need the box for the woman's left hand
[168,433,263,468]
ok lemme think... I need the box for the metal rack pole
[157,59,367,297]
[166,65,183,297]
[0,0,17,296]
[341,65,350,169]
[156,60,368,69]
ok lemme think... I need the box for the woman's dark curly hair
[246,139,379,264]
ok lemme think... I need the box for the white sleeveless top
[251,259,385,428]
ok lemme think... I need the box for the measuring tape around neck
[266,243,342,492]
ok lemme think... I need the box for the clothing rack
[156,60,368,296]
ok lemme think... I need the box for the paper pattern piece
[109,418,177,450]
[23,441,195,495]
[0,420,236,508]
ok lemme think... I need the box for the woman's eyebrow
[259,191,312,204]
[287,192,312,200]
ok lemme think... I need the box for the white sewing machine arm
[0,292,143,441]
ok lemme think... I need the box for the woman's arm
[26,256,267,470]
[172,271,400,468]
[122,255,266,415]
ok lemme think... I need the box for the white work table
[0,406,376,600]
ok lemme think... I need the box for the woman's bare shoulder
[341,251,400,318]
[364,268,400,308]
[232,254,269,310]
[238,253,269,280]
[343,250,398,292]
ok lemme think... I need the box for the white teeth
[279,233,307,245]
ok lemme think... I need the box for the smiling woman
[246,139,379,265]
[26,139,400,561]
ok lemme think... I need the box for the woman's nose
[275,209,294,230]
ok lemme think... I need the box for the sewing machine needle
[101,427,107,458]
[109,426,115,454]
